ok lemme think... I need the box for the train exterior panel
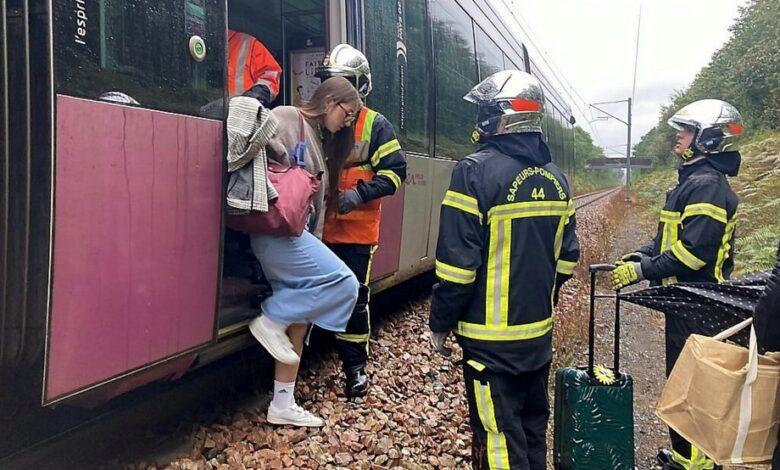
[0,0,575,407]
[46,96,222,402]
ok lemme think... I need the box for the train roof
[459,0,574,119]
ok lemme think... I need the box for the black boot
[344,365,368,399]
[656,449,721,470]
[657,449,685,470]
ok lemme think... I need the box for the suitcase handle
[589,263,617,272]
[588,264,621,378]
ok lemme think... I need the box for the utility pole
[626,97,632,201]
[590,98,633,201]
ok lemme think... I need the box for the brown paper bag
[657,319,780,464]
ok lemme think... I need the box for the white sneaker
[248,316,299,365]
[267,403,324,427]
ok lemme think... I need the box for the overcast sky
[492,0,749,157]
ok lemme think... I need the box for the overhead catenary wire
[631,4,642,105]
[496,0,606,148]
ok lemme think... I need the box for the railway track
[574,187,622,209]
[4,189,622,469]
[1,280,434,470]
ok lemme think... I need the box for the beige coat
[265,106,328,238]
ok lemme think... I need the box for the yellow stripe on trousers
[474,380,510,469]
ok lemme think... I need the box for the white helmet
[667,99,744,155]
[463,70,545,140]
[316,44,372,98]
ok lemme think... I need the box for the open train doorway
[218,0,332,332]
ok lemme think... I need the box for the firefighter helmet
[667,99,744,155]
[464,70,545,140]
[316,44,372,98]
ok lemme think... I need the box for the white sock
[260,314,288,332]
[271,380,295,409]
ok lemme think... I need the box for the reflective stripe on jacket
[637,160,739,286]
[322,106,407,245]
[227,30,281,98]
[429,137,580,374]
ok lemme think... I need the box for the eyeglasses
[337,102,358,124]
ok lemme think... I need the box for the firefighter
[316,44,407,399]
[612,99,744,470]
[429,70,580,470]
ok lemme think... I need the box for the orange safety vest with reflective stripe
[323,107,384,245]
[227,30,281,98]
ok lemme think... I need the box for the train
[0,0,575,411]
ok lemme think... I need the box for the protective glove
[611,262,644,290]
[430,331,453,357]
[338,189,364,214]
[616,252,647,264]
[243,84,273,107]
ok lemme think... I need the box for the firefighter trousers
[464,358,551,470]
[328,243,374,369]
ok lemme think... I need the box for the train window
[228,0,283,75]
[504,51,525,72]
[53,0,225,117]
[475,25,503,80]
[365,0,431,154]
[431,0,478,160]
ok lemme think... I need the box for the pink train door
[45,1,226,404]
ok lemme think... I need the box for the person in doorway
[228,28,282,103]
[315,44,407,399]
[612,99,744,470]
[242,77,362,427]
[429,70,580,469]
[225,28,283,283]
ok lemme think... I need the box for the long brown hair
[299,76,361,212]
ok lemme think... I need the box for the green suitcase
[553,264,635,469]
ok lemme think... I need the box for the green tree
[573,127,620,192]
[635,0,780,166]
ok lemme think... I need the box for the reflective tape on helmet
[509,99,542,112]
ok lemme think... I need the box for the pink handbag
[227,114,321,237]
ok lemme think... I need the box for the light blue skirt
[250,231,358,332]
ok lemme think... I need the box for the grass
[631,131,780,275]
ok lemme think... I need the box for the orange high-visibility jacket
[322,107,407,245]
[227,30,281,98]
